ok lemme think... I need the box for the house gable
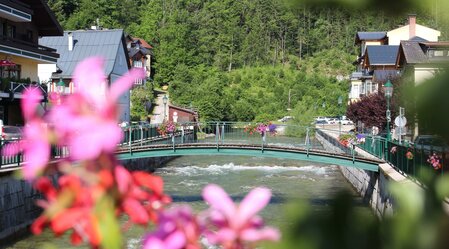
[39,29,126,79]
[387,24,440,45]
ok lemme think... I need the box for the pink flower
[48,57,144,161]
[2,88,51,180]
[202,184,280,249]
[390,146,397,154]
[142,205,202,249]
[427,153,442,170]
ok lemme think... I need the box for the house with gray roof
[39,29,132,122]
[396,40,449,85]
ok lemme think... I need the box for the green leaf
[96,196,122,249]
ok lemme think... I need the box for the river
[3,155,369,249]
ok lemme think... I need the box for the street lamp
[162,94,168,121]
[338,96,343,135]
[57,77,65,95]
[384,80,393,141]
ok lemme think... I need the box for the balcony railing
[0,34,58,57]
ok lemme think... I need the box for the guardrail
[356,135,447,177]
[118,122,323,152]
[0,122,360,170]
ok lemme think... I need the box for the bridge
[116,122,383,172]
[0,122,383,172]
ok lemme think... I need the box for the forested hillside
[46,0,445,121]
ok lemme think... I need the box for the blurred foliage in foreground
[271,67,449,249]
[269,170,449,249]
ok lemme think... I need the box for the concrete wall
[316,131,394,217]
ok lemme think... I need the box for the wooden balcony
[0,34,58,62]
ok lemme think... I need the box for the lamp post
[338,96,343,135]
[57,77,65,95]
[384,80,393,141]
[162,94,168,121]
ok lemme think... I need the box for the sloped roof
[399,41,427,64]
[21,0,63,36]
[39,29,129,78]
[355,32,387,44]
[365,45,399,65]
[133,37,153,49]
[409,36,428,42]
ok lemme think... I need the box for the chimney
[68,32,73,51]
[408,14,416,39]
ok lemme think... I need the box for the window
[26,30,33,42]
[434,50,444,57]
[351,85,360,99]
[1,64,21,80]
[6,24,15,38]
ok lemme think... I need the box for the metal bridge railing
[118,122,324,153]
[0,122,361,170]
[356,135,448,177]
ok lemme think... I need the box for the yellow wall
[0,53,40,82]
[10,55,39,82]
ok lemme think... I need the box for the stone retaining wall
[0,172,45,241]
[316,130,394,217]
[0,155,175,242]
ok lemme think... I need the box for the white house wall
[414,66,438,85]
[387,24,440,45]
[37,64,57,84]
[111,43,131,123]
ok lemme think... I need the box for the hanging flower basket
[406,151,414,160]
[244,122,277,136]
[427,153,442,170]
[157,121,177,136]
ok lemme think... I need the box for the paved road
[150,91,169,124]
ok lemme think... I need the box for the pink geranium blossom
[2,88,51,180]
[142,205,202,249]
[48,57,144,161]
[202,184,280,249]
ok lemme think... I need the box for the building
[168,105,198,123]
[396,40,449,85]
[0,0,62,125]
[387,15,440,45]
[39,29,132,122]
[349,14,440,102]
[125,35,153,86]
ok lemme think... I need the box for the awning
[0,60,16,66]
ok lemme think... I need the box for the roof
[133,37,153,49]
[22,0,63,36]
[39,29,129,78]
[365,45,399,65]
[398,41,427,64]
[355,32,387,44]
[409,36,428,42]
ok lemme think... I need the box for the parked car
[315,117,328,122]
[1,125,22,141]
[327,118,338,124]
[340,119,354,125]
[278,116,294,122]
[413,135,449,153]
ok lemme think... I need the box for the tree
[346,93,398,133]
[130,86,154,121]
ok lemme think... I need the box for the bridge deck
[117,143,382,172]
